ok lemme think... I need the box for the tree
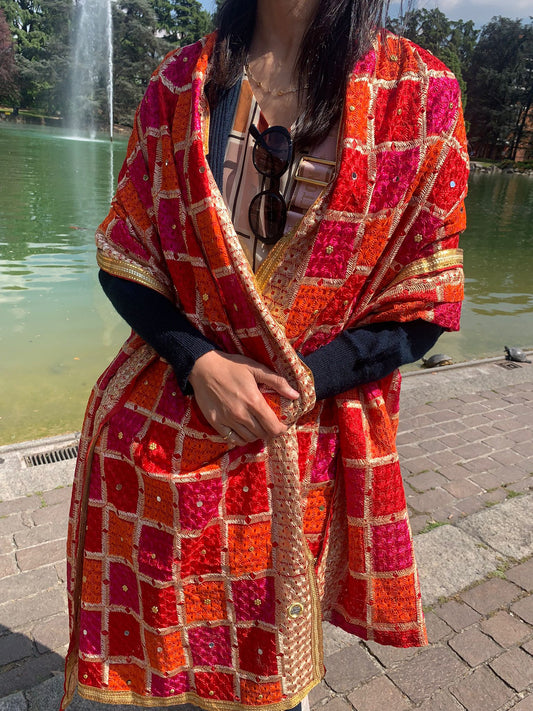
[151,0,213,47]
[465,17,533,159]
[388,8,479,109]
[0,8,19,106]
[113,0,165,125]
[0,0,72,114]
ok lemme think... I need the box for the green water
[1,123,532,445]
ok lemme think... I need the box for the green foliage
[465,17,533,160]
[152,0,213,47]
[113,0,165,126]
[0,0,72,113]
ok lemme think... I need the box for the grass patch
[419,520,447,534]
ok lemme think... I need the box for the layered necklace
[245,61,303,97]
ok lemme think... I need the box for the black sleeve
[99,270,217,395]
[300,320,443,401]
[99,271,443,400]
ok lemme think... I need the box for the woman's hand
[188,351,300,445]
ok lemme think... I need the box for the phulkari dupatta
[62,30,468,711]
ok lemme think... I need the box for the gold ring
[222,428,234,441]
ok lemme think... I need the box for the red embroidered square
[342,465,366,518]
[194,672,234,701]
[226,461,269,516]
[342,577,368,623]
[428,146,469,212]
[84,505,103,553]
[371,462,406,517]
[105,459,140,515]
[88,455,102,501]
[108,611,143,658]
[140,581,179,628]
[328,148,368,213]
[218,273,259,329]
[338,402,365,459]
[374,81,422,144]
[134,421,179,476]
[237,627,278,676]
[78,659,103,688]
[180,525,222,577]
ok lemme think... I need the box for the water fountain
[70,0,114,141]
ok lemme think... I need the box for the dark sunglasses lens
[253,129,292,178]
[249,191,287,245]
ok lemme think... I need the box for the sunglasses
[248,123,293,245]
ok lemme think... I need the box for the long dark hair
[208,0,391,151]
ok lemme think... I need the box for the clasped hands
[188,351,300,446]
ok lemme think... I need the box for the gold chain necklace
[245,62,301,97]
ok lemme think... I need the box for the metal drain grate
[24,445,79,468]
[496,361,522,370]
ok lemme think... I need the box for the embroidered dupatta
[62,31,468,710]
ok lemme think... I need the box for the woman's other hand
[188,351,300,445]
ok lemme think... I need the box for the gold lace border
[97,250,171,299]
[388,248,463,289]
[77,678,321,710]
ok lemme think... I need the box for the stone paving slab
[458,496,533,560]
[414,524,501,605]
[0,361,532,709]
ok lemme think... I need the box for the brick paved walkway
[0,375,532,710]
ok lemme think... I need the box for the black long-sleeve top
[99,270,442,401]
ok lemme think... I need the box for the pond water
[1,123,532,445]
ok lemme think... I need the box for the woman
[62,0,468,708]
